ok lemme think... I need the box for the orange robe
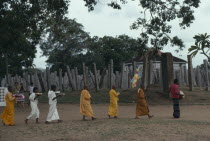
[80,90,93,117]
[136,88,149,116]
[108,89,119,116]
[1,92,16,125]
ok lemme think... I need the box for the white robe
[46,90,60,121]
[27,93,40,119]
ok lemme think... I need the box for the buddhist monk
[108,85,120,119]
[80,86,96,121]
[135,86,153,119]
[45,85,63,124]
[1,86,16,126]
[25,87,40,124]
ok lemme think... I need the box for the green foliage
[188,33,210,60]
[43,21,149,72]
[0,0,70,77]
[84,0,201,50]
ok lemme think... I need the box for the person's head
[51,85,56,91]
[20,83,23,86]
[30,82,33,86]
[15,82,18,85]
[33,87,38,93]
[174,79,179,85]
[8,86,13,92]
[112,85,116,90]
[84,85,89,91]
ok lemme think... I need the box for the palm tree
[188,33,210,61]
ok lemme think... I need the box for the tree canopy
[0,0,70,77]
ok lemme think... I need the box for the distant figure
[14,82,21,93]
[169,79,181,118]
[80,86,96,121]
[135,86,153,119]
[27,82,34,105]
[25,87,41,124]
[1,86,16,126]
[28,82,34,95]
[45,85,63,124]
[108,86,120,119]
[20,83,24,93]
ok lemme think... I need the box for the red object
[169,84,180,99]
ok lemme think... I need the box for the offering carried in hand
[35,93,43,96]
[179,91,185,99]
[58,93,65,96]
[55,91,61,94]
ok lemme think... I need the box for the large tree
[83,0,200,51]
[0,0,70,77]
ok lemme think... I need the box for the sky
[34,0,210,68]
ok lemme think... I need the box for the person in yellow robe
[80,86,96,121]
[1,86,16,126]
[108,86,120,119]
[135,87,153,119]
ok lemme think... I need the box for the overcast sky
[34,0,210,68]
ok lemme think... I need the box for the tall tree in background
[0,0,70,77]
[40,18,90,72]
[83,0,200,51]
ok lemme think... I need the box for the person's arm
[113,90,120,97]
[84,91,91,100]
[8,93,15,101]
[34,95,40,100]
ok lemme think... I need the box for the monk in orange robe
[135,87,153,119]
[80,86,96,121]
[1,86,16,126]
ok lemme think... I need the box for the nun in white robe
[46,90,60,122]
[27,93,40,119]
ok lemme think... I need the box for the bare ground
[1,104,210,141]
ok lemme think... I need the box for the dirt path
[1,104,210,141]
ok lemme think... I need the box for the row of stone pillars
[188,55,210,91]
[142,53,174,93]
[142,53,210,93]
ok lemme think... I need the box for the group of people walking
[1,79,182,126]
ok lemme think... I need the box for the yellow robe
[136,88,149,116]
[108,89,119,116]
[1,92,16,125]
[80,90,93,117]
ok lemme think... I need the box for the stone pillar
[161,53,174,92]
[46,67,51,90]
[183,66,188,86]
[179,64,184,86]
[59,69,62,90]
[93,63,99,91]
[133,61,137,76]
[204,59,210,91]
[142,55,149,90]
[82,63,87,87]
[188,55,193,91]
[110,59,114,89]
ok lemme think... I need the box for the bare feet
[45,121,50,124]
[36,119,39,124]
[2,120,5,126]
[25,119,28,124]
[148,115,154,119]
[91,117,96,120]
[58,120,63,123]
[108,115,111,119]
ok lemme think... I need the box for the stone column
[204,59,210,91]
[188,55,193,91]
[161,53,174,93]
[142,55,149,90]
[93,63,99,91]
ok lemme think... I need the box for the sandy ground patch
[1,104,210,141]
